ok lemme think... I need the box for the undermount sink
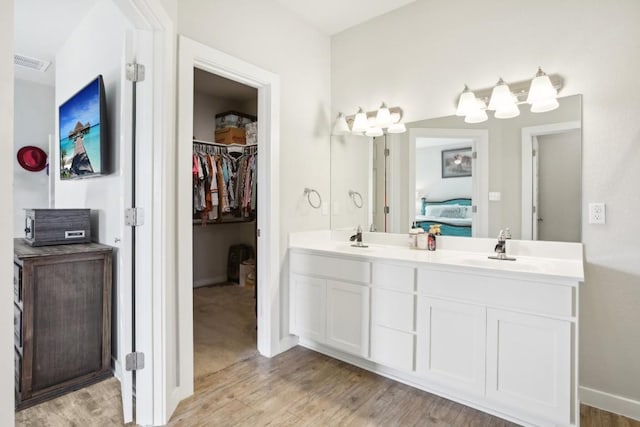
[454,255,546,272]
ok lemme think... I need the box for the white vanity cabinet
[288,242,581,427]
[289,252,371,358]
[416,266,577,426]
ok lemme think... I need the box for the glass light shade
[531,97,559,113]
[456,87,478,116]
[332,113,350,135]
[351,108,368,133]
[365,126,383,137]
[487,79,516,111]
[526,69,557,105]
[494,99,520,119]
[387,121,406,134]
[464,108,488,124]
[375,103,392,128]
[390,112,401,123]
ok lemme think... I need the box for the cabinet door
[326,280,369,357]
[416,297,486,396]
[290,274,326,343]
[486,308,571,425]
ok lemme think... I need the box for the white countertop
[289,230,584,283]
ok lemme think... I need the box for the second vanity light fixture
[332,102,407,136]
[456,67,563,124]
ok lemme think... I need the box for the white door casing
[520,121,581,240]
[176,35,281,406]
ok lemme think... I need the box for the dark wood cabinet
[13,238,113,410]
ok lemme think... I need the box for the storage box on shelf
[215,127,246,145]
[214,110,257,129]
[246,121,258,145]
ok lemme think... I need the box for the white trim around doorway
[174,35,281,411]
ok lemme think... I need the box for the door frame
[407,128,489,237]
[175,35,281,405]
[110,0,174,425]
[520,121,581,240]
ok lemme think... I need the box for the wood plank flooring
[16,284,640,427]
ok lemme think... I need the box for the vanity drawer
[417,268,574,318]
[372,263,415,292]
[13,263,22,304]
[290,252,371,284]
[14,304,22,352]
[371,325,415,372]
[372,288,415,332]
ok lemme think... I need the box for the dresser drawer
[290,252,371,284]
[14,305,22,352]
[13,264,22,304]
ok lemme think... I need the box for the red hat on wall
[17,146,48,172]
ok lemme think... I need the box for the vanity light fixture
[527,67,559,113]
[332,112,350,135]
[375,102,392,128]
[335,104,407,135]
[351,107,369,133]
[455,68,563,122]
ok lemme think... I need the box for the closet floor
[193,283,258,379]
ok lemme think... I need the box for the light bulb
[332,112,350,135]
[351,107,368,133]
[456,86,478,117]
[527,67,557,105]
[488,78,516,111]
[365,127,383,137]
[387,121,406,134]
[375,102,392,128]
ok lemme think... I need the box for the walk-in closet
[191,69,258,379]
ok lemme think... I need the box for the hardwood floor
[16,284,640,427]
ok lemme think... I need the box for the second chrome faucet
[488,228,516,261]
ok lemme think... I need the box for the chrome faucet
[488,228,516,261]
[350,225,368,248]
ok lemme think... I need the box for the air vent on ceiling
[14,54,51,72]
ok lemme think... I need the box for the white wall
[178,0,332,341]
[13,79,55,236]
[330,135,370,230]
[55,0,133,362]
[0,1,16,423]
[415,143,472,208]
[332,0,640,415]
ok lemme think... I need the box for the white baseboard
[112,357,122,382]
[580,386,640,421]
[193,274,228,288]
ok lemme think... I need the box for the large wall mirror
[330,94,582,242]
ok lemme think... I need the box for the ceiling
[14,0,415,86]
[194,69,258,101]
[274,0,416,35]
[14,0,98,86]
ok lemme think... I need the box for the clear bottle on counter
[408,222,424,249]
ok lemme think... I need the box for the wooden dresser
[13,238,113,410]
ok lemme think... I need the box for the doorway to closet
[191,69,259,380]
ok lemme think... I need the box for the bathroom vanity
[289,230,584,427]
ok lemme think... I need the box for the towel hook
[303,188,322,209]
[348,189,363,208]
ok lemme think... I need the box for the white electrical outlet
[589,202,606,224]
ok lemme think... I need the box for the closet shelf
[192,218,255,226]
[193,138,257,148]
